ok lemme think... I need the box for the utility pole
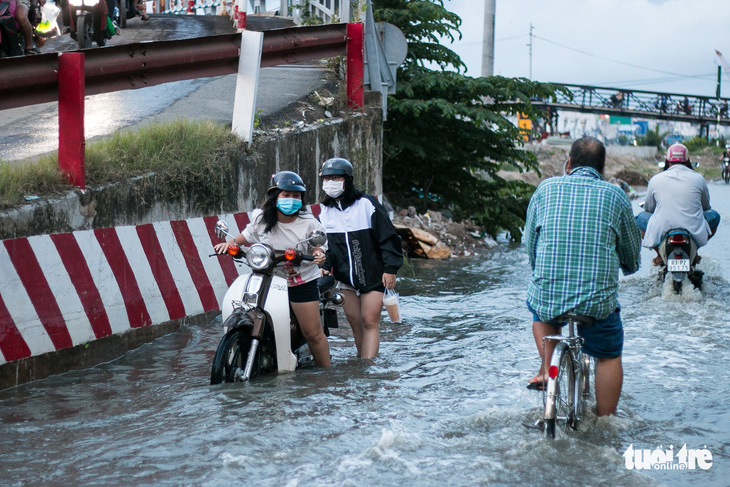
[527,23,533,80]
[481,0,496,77]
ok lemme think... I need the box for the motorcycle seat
[317,275,336,293]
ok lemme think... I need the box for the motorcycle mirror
[306,230,327,247]
[692,162,699,168]
[215,220,231,239]
[638,201,645,208]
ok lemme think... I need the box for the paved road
[0,14,330,162]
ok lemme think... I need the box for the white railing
[284,0,362,22]
[150,0,363,22]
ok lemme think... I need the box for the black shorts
[288,280,319,303]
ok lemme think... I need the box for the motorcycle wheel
[673,280,682,293]
[119,0,127,29]
[77,15,93,49]
[723,171,730,184]
[210,328,260,384]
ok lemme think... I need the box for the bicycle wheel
[544,344,575,438]
[210,328,256,384]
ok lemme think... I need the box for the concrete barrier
[0,206,323,388]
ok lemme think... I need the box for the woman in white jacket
[318,158,403,359]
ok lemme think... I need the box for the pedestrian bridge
[532,83,730,129]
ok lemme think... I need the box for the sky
[444,0,730,98]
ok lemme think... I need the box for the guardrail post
[231,30,263,144]
[346,22,364,109]
[58,52,86,190]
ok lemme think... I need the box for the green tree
[635,125,668,149]
[374,0,562,239]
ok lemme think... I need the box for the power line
[599,73,718,88]
[495,34,528,42]
[533,34,711,81]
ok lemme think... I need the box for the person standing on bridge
[214,171,331,367]
[318,158,403,359]
[15,0,44,55]
[635,143,720,265]
[524,136,641,417]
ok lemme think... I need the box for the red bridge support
[346,22,364,109]
[58,53,86,190]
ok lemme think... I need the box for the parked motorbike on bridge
[722,154,730,184]
[209,220,344,385]
[58,0,114,49]
[112,0,137,29]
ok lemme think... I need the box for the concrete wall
[606,146,659,159]
[0,105,382,389]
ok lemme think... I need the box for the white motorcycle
[209,220,344,384]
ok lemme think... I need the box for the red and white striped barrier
[0,205,323,365]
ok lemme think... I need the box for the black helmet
[320,158,354,178]
[269,171,306,193]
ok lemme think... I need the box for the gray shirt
[643,164,711,248]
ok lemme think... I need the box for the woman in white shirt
[215,171,330,366]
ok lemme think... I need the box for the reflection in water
[0,185,729,485]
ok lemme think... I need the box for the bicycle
[541,313,594,438]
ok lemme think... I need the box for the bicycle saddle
[554,312,594,327]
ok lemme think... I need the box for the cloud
[445,0,730,96]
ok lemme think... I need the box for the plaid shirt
[525,166,641,321]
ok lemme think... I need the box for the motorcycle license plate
[667,259,690,272]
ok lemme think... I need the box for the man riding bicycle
[524,136,641,417]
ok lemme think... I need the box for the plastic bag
[34,2,61,38]
[382,288,401,323]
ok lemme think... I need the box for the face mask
[322,180,345,198]
[277,198,302,215]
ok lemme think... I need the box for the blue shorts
[527,302,623,359]
[636,210,721,233]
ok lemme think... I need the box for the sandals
[24,47,41,55]
[526,378,546,391]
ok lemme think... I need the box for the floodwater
[1,183,729,486]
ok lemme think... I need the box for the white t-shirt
[242,210,327,286]
[643,164,712,248]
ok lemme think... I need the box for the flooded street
[1,182,729,486]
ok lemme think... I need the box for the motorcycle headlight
[84,0,100,5]
[246,244,274,272]
[69,0,83,6]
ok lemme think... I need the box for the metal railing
[533,83,730,126]
[0,23,354,110]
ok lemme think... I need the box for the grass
[0,120,244,210]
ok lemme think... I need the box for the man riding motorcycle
[636,143,720,265]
